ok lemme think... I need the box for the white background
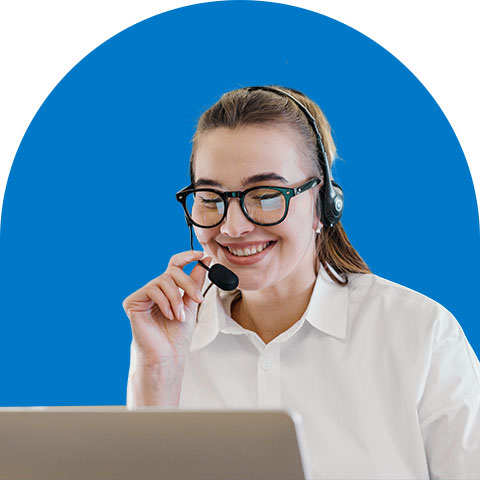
[0,0,479,225]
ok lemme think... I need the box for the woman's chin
[236,273,271,292]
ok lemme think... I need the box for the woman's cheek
[194,228,217,256]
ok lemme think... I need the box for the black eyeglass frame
[176,177,321,228]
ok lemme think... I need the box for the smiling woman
[123,86,480,479]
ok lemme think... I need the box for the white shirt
[127,267,480,479]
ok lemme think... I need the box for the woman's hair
[190,86,370,285]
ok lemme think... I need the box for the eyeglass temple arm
[293,177,321,195]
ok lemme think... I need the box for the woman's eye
[199,197,221,208]
[248,191,284,212]
[252,192,281,200]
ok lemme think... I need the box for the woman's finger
[167,250,205,270]
[143,284,175,321]
[182,257,212,310]
[155,273,186,322]
[167,266,205,304]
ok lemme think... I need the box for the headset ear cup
[332,182,344,217]
[322,182,344,227]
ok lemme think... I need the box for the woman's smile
[217,240,277,265]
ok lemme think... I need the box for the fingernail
[196,290,204,302]
[167,307,174,320]
[179,305,186,323]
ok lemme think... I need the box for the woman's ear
[313,217,323,234]
[312,192,323,233]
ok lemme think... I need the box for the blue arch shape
[0,1,478,406]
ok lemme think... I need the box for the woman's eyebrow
[194,178,222,188]
[242,173,288,186]
[194,173,288,189]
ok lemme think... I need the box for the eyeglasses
[176,177,321,228]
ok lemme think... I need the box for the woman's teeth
[227,242,272,257]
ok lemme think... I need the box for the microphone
[198,261,239,291]
[185,221,239,291]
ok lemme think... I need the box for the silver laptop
[0,406,311,480]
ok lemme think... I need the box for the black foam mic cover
[205,263,239,291]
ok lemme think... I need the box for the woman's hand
[123,250,212,369]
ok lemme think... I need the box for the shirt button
[262,360,270,371]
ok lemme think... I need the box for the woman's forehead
[193,125,310,184]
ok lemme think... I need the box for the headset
[181,86,344,291]
[246,86,344,228]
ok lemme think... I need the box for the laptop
[0,406,312,480]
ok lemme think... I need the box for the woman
[124,86,480,479]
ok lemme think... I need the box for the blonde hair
[190,86,370,285]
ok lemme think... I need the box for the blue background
[1,1,478,406]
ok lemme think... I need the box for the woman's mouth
[219,241,277,265]
[226,241,274,257]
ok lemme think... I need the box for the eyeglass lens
[185,189,286,226]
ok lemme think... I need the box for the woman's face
[193,124,320,292]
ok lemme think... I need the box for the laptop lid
[0,406,311,480]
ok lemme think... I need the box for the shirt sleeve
[417,309,480,479]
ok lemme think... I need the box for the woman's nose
[220,199,255,237]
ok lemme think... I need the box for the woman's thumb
[190,255,212,287]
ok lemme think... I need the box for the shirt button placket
[257,344,281,408]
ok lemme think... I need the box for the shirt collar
[190,264,349,352]
[304,264,349,341]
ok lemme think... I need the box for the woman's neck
[231,271,317,344]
